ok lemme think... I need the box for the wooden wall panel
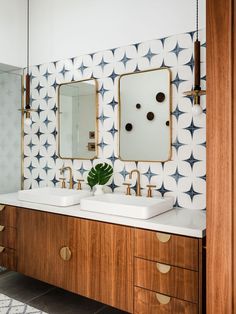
[206,0,234,313]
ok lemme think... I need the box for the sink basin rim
[80,193,174,220]
[18,187,92,207]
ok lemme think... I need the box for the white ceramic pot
[94,185,104,196]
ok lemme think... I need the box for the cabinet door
[17,208,78,293]
[17,208,134,313]
[76,219,134,313]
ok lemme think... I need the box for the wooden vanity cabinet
[17,208,133,313]
[0,205,17,270]
[0,205,204,314]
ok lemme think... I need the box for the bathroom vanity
[0,194,206,314]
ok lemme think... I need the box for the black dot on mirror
[156,92,165,103]
[166,121,170,126]
[125,123,133,131]
[147,112,155,121]
[136,103,141,109]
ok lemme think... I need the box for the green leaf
[87,163,113,189]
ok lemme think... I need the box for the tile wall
[24,30,206,209]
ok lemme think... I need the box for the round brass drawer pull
[156,232,171,243]
[156,262,171,274]
[0,205,5,212]
[156,293,171,305]
[0,246,5,253]
[0,225,5,232]
[59,246,72,261]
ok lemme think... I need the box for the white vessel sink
[18,187,92,207]
[80,193,174,219]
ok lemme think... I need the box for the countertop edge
[0,194,206,239]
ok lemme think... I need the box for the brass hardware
[156,232,171,243]
[77,179,84,190]
[146,184,156,198]
[59,177,66,189]
[123,183,131,196]
[0,225,5,232]
[89,131,95,139]
[60,246,72,261]
[87,142,96,151]
[0,205,5,211]
[129,169,141,196]
[0,246,5,253]
[60,167,73,189]
[156,262,171,274]
[156,293,171,305]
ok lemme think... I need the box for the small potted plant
[87,163,113,195]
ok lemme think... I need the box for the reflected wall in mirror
[58,79,97,160]
[119,68,171,162]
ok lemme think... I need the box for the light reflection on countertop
[0,192,206,238]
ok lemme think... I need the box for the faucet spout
[129,169,141,196]
[60,166,73,189]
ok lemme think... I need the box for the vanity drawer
[134,229,199,271]
[134,287,198,314]
[134,258,198,303]
[0,226,16,249]
[0,205,16,228]
[0,247,16,271]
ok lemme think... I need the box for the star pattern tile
[23,30,206,210]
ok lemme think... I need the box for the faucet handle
[59,177,66,189]
[77,179,84,190]
[123,182,131,196]
[146,184,156,198]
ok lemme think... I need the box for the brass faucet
[60,166,73,189]
[129,169,141,196]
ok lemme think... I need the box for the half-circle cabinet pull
[0,246,5,253]
[156,293,171,305]
[156,232,171,243]
[0,205,5,212]
[156,262,171,274]
[60,246,72,261]
[0,225,5,232]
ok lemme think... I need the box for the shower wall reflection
[0,67,22,193]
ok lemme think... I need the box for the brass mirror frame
[57,78,98,160]
[118,67,172,163]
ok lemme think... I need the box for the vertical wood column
[206,0,235,313]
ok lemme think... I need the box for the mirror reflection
[58,79,97,160]
[119,68,171,162]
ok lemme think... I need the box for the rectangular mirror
[58,79,97,160]
[119,68,171,162]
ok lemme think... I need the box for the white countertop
[0,193,206,238]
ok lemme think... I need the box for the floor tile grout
[26,286,56,303]
[94,305,108,314]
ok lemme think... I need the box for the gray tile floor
[0,271,128,314]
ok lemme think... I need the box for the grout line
[26,286,56,303]
[94,305,108,314]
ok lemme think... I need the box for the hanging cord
[27,0,30,75]
[196,0,199,40]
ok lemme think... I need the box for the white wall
[30,0,206,66]
[0,0,26,68]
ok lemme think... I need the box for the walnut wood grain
[0,247,16,271]
[17,208,133,313]
[74,218,134,313]
[206,0,235,313]
[134,286,198,314]
[135,229,199,271]
[0,206,16,228]
[134,258,198,303]
[0,226,16,249]
[17,208,79,292]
